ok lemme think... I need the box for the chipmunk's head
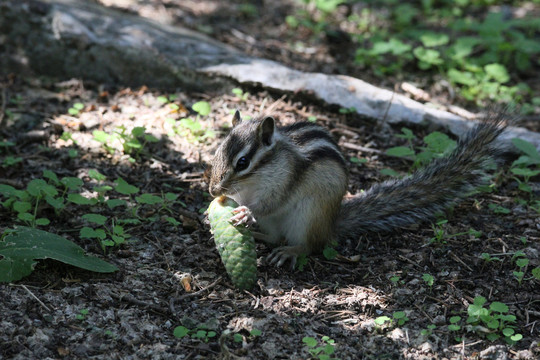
[209,110,277,198]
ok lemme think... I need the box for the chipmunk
[209,110,508,269]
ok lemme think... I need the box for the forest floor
[1,1,539,359]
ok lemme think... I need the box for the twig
[20,284,52,312]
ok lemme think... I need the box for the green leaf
[393,311,406,319]
[449,316,461,324]
[88,169,107,182]
[61,177,84,190]
[502,328,514,337]
[448,69,477,86]
[106,199,126,209]
[510,333,522,341]
[135,194,163,205]
[420,32,449,47]
[0,227,117,282]
[413,47,443,68]
[473,296,487,306]
[302,337,318,348]
[532,267,540,280]
[27,179,58,197]
[42,170,60,185]
[13,201,31,214]
[375,316,391,325]
[35,218,50,226]
[131,127,146,137]
[322,246,338,260]
[73,102,84,110]
[67,193,97,205]
[173,326,189,338]
[448,324,460,331]
[233,333,243,342]
[114,178,139,195]
[82,214,107,226]
[484,63,510,84]
[515,258,529,268]
[386,146,415,157]
[157,96,169,104]
[80,227,106,240]
[45,196,64,210]
[250,329,262,337]
[511,138,540,161]
[92,130,111,144]
[192,101,211,116]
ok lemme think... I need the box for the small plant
[173,325,217,343]
[322,241,338,260]
[168,101,215,142]
[296,253,309,271]
[76,308,89,321]
[421,324,437,336]
[513,256,529,285]
[464,296,522,344]
[302,335,338,360]
[68,102,85,116]
[392,311,409,326]
[93,126,159,160]
[509,138,540,199]
[488,203,511,215]
[231,88,249,101]
[80,214,130,251]
[429,219,448,244]
[422,273,434,288]
[480,253,502,263]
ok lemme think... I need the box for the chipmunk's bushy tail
[337,112,509,239]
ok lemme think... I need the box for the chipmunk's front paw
[230,206,257,227]
[267,246,304,270]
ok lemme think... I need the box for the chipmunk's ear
[259,116,275,147]
[232,110,242,127]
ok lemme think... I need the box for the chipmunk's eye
[235,156,250,172]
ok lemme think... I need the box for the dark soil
[1,1,539,359]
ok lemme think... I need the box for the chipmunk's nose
[209,183,222,197]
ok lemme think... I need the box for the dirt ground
[1,1,539,359]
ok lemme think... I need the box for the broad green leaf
[448,69,477,86]
[502,328,514,336]
[106,199,126,209]
[88,169,107,182]
[374,316,391,325]
[73,102,84,110]
[420,32,449,47]
[35,218,50,226]
[27,179,58,197]
[302,337,318,347]
[484,63,510,83]
[386,146,415,157]
[61,177,84,190]
[45,196,64,210]
[114,178,139,195]
[80,227,106,240]
[192,101,211,116]
[173,326,189,338]
[92,130,111,143]
[0,227,117,282]
[510,333,523,341]
[42,170,59,185]
[131,127,146,137]
[511,138,540,161]
[13,201,31,214]
[136,194,163,205]
[67,193,97,205]
[82,214,107,226]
